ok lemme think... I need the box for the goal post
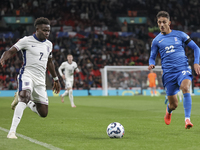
[100,66,192,96]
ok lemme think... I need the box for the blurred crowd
[0,0,200,90]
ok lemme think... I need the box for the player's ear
[169,21,171,26]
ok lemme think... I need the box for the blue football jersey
[149,30,191,74]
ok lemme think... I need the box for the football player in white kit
[58,54,79,107]
[0,17,60,139]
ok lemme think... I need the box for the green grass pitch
[1,95,200,150]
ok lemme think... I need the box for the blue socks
[167,103,173,114]
[183,93,192,118]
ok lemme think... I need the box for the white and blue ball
[106,122,125,138]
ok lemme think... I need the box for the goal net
[100,66,193,96]
[100,66,163,96]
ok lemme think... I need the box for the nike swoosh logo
[159,39,164,43]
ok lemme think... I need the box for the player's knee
[171,102,178,110]
[40,112,48,118]
[19,91,31,104]
[69,89,73,94]
[180,85,190,93]
[39,110,48,118]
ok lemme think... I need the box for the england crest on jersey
[174,37,179,44]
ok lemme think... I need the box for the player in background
[0,17,60,139]
[148,11,200,129]
[147,70,158,96]
[58,54,79,107]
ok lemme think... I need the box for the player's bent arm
[47,57,58,78]
[58,64,64,77]
[75,68,80,73]
[47,57,61,93]
[187,40,200,64]
[0,47,18,66]
[149,39,158,67]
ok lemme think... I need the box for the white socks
[185,117,190,121]
[69,89,75,106]
[27,101,40,116]
[61,90,69,97]
[9,102,27,133]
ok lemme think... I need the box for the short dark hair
[34,17,50,27]
[156,11,170,20]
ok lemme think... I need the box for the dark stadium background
[0,0,200,91]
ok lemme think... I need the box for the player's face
[157,17,171,34]
[36,24,50,41]
[67,55,73,62]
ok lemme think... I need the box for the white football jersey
[13,34,52,84]
[58,61,78,82]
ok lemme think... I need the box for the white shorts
[65,81,73,89]
[18,75,48,105]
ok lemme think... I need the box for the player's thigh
[32,85,48,105]
[18,76,33,103]
[65,81,73,89]
[178,70,192,93]
[149,83,154,87]
[18,75,33,93]
[165,80,179,96]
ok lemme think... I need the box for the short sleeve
[48,42,53,58]
[13,36,27,51]
[180,31,190,43]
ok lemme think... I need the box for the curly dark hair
[156,11,170,20]
[34,17,50,27]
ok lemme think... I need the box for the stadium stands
[0,0,200,90]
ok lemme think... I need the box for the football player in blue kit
[148,11,200,129]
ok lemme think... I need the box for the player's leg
[180,79,193,129]
[65,81,76,107]
[153,86,157,96]
[7,90,31,139]
[60,89,69,103]
[60,81,69,103]
[164,94,178,125]
[150,84,153,96]
[27,85,49,117]
[164,80,179,125]
[164,95,168,104]
[177,90,182,102]
[69,87,76,107]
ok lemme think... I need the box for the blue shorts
[163,69,193,96]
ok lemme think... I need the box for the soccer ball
[106,122,125,138]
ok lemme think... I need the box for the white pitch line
[0,127,63,150]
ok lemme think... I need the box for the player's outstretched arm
[0,47,17,67]
[47,58,61,94]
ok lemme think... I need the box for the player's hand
[148,65,155,70]
[194,64,200,75]
[53,80,61,94]
[62,75,66,80]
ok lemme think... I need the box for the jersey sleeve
[149,39,159,65]
[48,42,53,58]
[180,31,200,64]
[58,62,65,76]
[13,36,27,51]
[180,31,191,44]
[74,62,79,72]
